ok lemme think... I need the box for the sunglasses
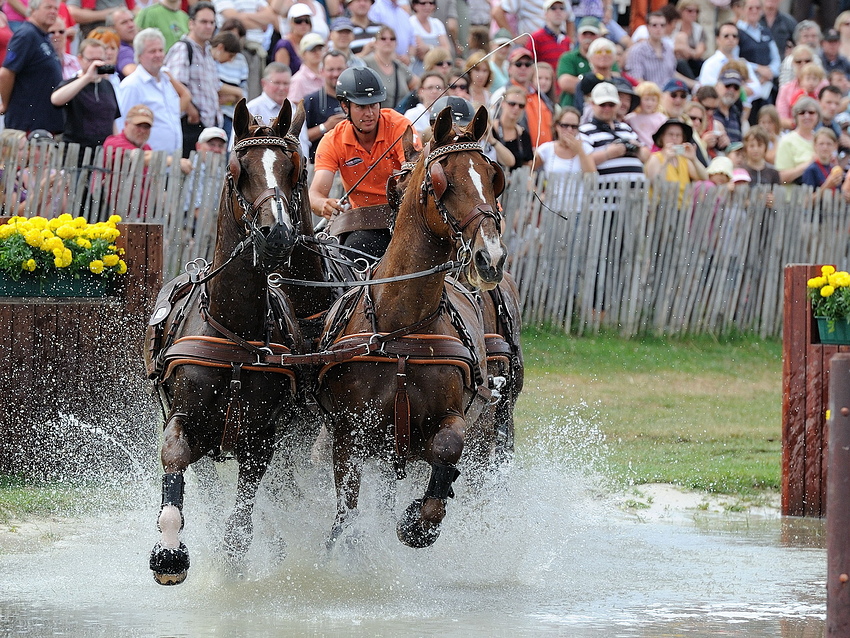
[557,122,579,129]
[725,84,740,91]
[452,83,469,90]
[721,33,738,38]
[417,0,436,4]
[798,109,818,115]
[379,36,396,41]
[689,115,703,123]
[436,60,452,66]
[292,16,312,24]
[794,58,813,64]
[513,60,533,67]
[505,100,526,108]
[670,92,688,99]
[50,29,66,35]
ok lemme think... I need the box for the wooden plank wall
[781,264,850,517]
[0,223,162,478]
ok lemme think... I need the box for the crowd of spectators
[2,0,850,204]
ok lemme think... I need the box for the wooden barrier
[781,263,850,517]
[0,223,162,478]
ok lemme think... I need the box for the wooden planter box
[0,222,162,478]
[782,264,850,517]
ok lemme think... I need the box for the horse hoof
[150,542,190,586]
[396,499,441,548]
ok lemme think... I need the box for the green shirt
[556,50,620,107]
[136,4,189,52]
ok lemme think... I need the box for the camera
[622,141,640,157]
[673,144,685,155]
[96,64,115,75]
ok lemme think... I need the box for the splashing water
[0,404,825,637]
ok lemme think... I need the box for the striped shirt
[165,37,223,128]
[624,39,677,89]
[579,118,645,179]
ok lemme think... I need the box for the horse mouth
[253,222,297,270]
[467,243,505,290]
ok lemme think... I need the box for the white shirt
[117,65,182,153]
[244,93,309,157]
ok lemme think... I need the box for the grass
[0,328,784,520]
[516,327,783,500]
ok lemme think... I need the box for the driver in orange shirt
[310,66,417,261]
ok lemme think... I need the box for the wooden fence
[6,137,850,339]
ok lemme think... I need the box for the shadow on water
[0,406,827,638]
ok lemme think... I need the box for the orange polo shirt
[513,81,552,148]
[314,108,414,209]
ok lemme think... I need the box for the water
[0,412,827,638]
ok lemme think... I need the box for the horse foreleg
[223,436,274,564]
[150,414,192,585]
[397,413,464,548]
[328,436,362,549]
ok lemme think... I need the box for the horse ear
[290,102,306,137]
[401,126,418,162]
[273,100,293,138]
[233,98,251,141]
[433,107,454,146]
[471,106,489,142]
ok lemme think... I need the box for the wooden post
[827,353,850,636]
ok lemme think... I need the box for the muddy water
[0,415,827,638]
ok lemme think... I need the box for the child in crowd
[791,63,827,109]
[625,81,667,148]
[756,104,781,164]
[802,128,844,195]
[726,141,745,169]
[742,126,780,185]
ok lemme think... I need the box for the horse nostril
[474,248,492,272]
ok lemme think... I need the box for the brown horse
[317,105,507,548]
[144,99,327,585]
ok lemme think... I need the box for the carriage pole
[827,353,850,635]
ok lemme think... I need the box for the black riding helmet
[429,96,475,126]
[336,67,387,105]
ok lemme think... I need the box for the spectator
[4,0,28,33]
[684,100,711,166]
[310,66,415,259]
[704,155,734,188]
[536,62,557,111]
[346,0,382,56]
[572,36,617,117]
[625,11,679,88]
[362,25,417,110]
[756,102,780,163]
[829,68,850,100]
[105,8,136,78]
[698,21,758,97]
[579,82,648,179]
[492,47,553,148]
[556,16,603,108]
[66,0,129,38]
[369,0,415,65]
[327,16,365,69]
[273,4,314,73]
[528,0,574,70]
[195,125,227,153]
[279,0,330,40]
[303,49,346,162]
[801,127,843,197]
[776,47,825,129]
[408,0,450,76]
[165,1,222,157]
[104,103,154,152]
[742,125,780,188]
[50,37,119,151]
[821,28,850,77]
[775,96,820,184]
[838,10,850,61]
[492,84,534,172]
[0,0,64,135]
[117,28,183,152]
[492,0,565,49]
[660,78,690,119]
[464,50,492,109]
[790,63,826,109]
[532,105,594,174]
[818,84,845,137]
[446,67,471,101]
[713,69,745,144]
[488,28,511,92]
[210,30,246,140]
[759,0,796,58]
[135,0,189,52]
[184,125,227,220]
[88,27,121,90]
[625,81,666,148]
[213,0,276,59]
[645,118,707,200]
[246,61,294,125]
[673,0,706,78]
[778,21,822,86]
[288,32,325,104]
[735,0,779,104]
[430,0,458,59]
[572,0,629,48]
[49,16,80,79]
[403,71,444,134]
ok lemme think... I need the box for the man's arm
[0,68,15,113]
[51,63,102,106]
[219,6,275,31]
[309,168,344,218]
[68,5,115,26]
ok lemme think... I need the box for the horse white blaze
[261,148,291,228]
[468,158,505,265]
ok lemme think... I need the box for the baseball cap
[330,16,354,32]
[590,82,620,106]
[300,32,325,53]
[544,0,566,9]
[577,16,605,35]
[508,47,533,63]
[732,168,751,183]
[726,141,744,153]
[720,69,743,87]
[287,3,312,20]
[662,78,689,94]
[198,127,228,143]
[824,28,841,42]
[26,129,56,143]
[707,156,733,178]
[126,104,154,125]
[492,28,512,46]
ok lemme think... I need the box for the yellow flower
[22,259,36,272]
[808,276,827,289]
[89,260,105,274]
[117,260,127,274]
[24,230,43,248]
[103,254,119,267]
[73,216,87,228]
[821,285,835,297]
[75,237,92,249]
[43,236,64,252]
[56,224,77,240]
[28,217,48,229]
[108,214,122,225]
[822,265,836,276]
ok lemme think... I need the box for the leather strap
[326,204,395,236]
[394,356,410,478]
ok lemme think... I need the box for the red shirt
[529,27,571,70]
[104,131,152,152]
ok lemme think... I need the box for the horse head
[421,105,507,290]
[226,99,305,272]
